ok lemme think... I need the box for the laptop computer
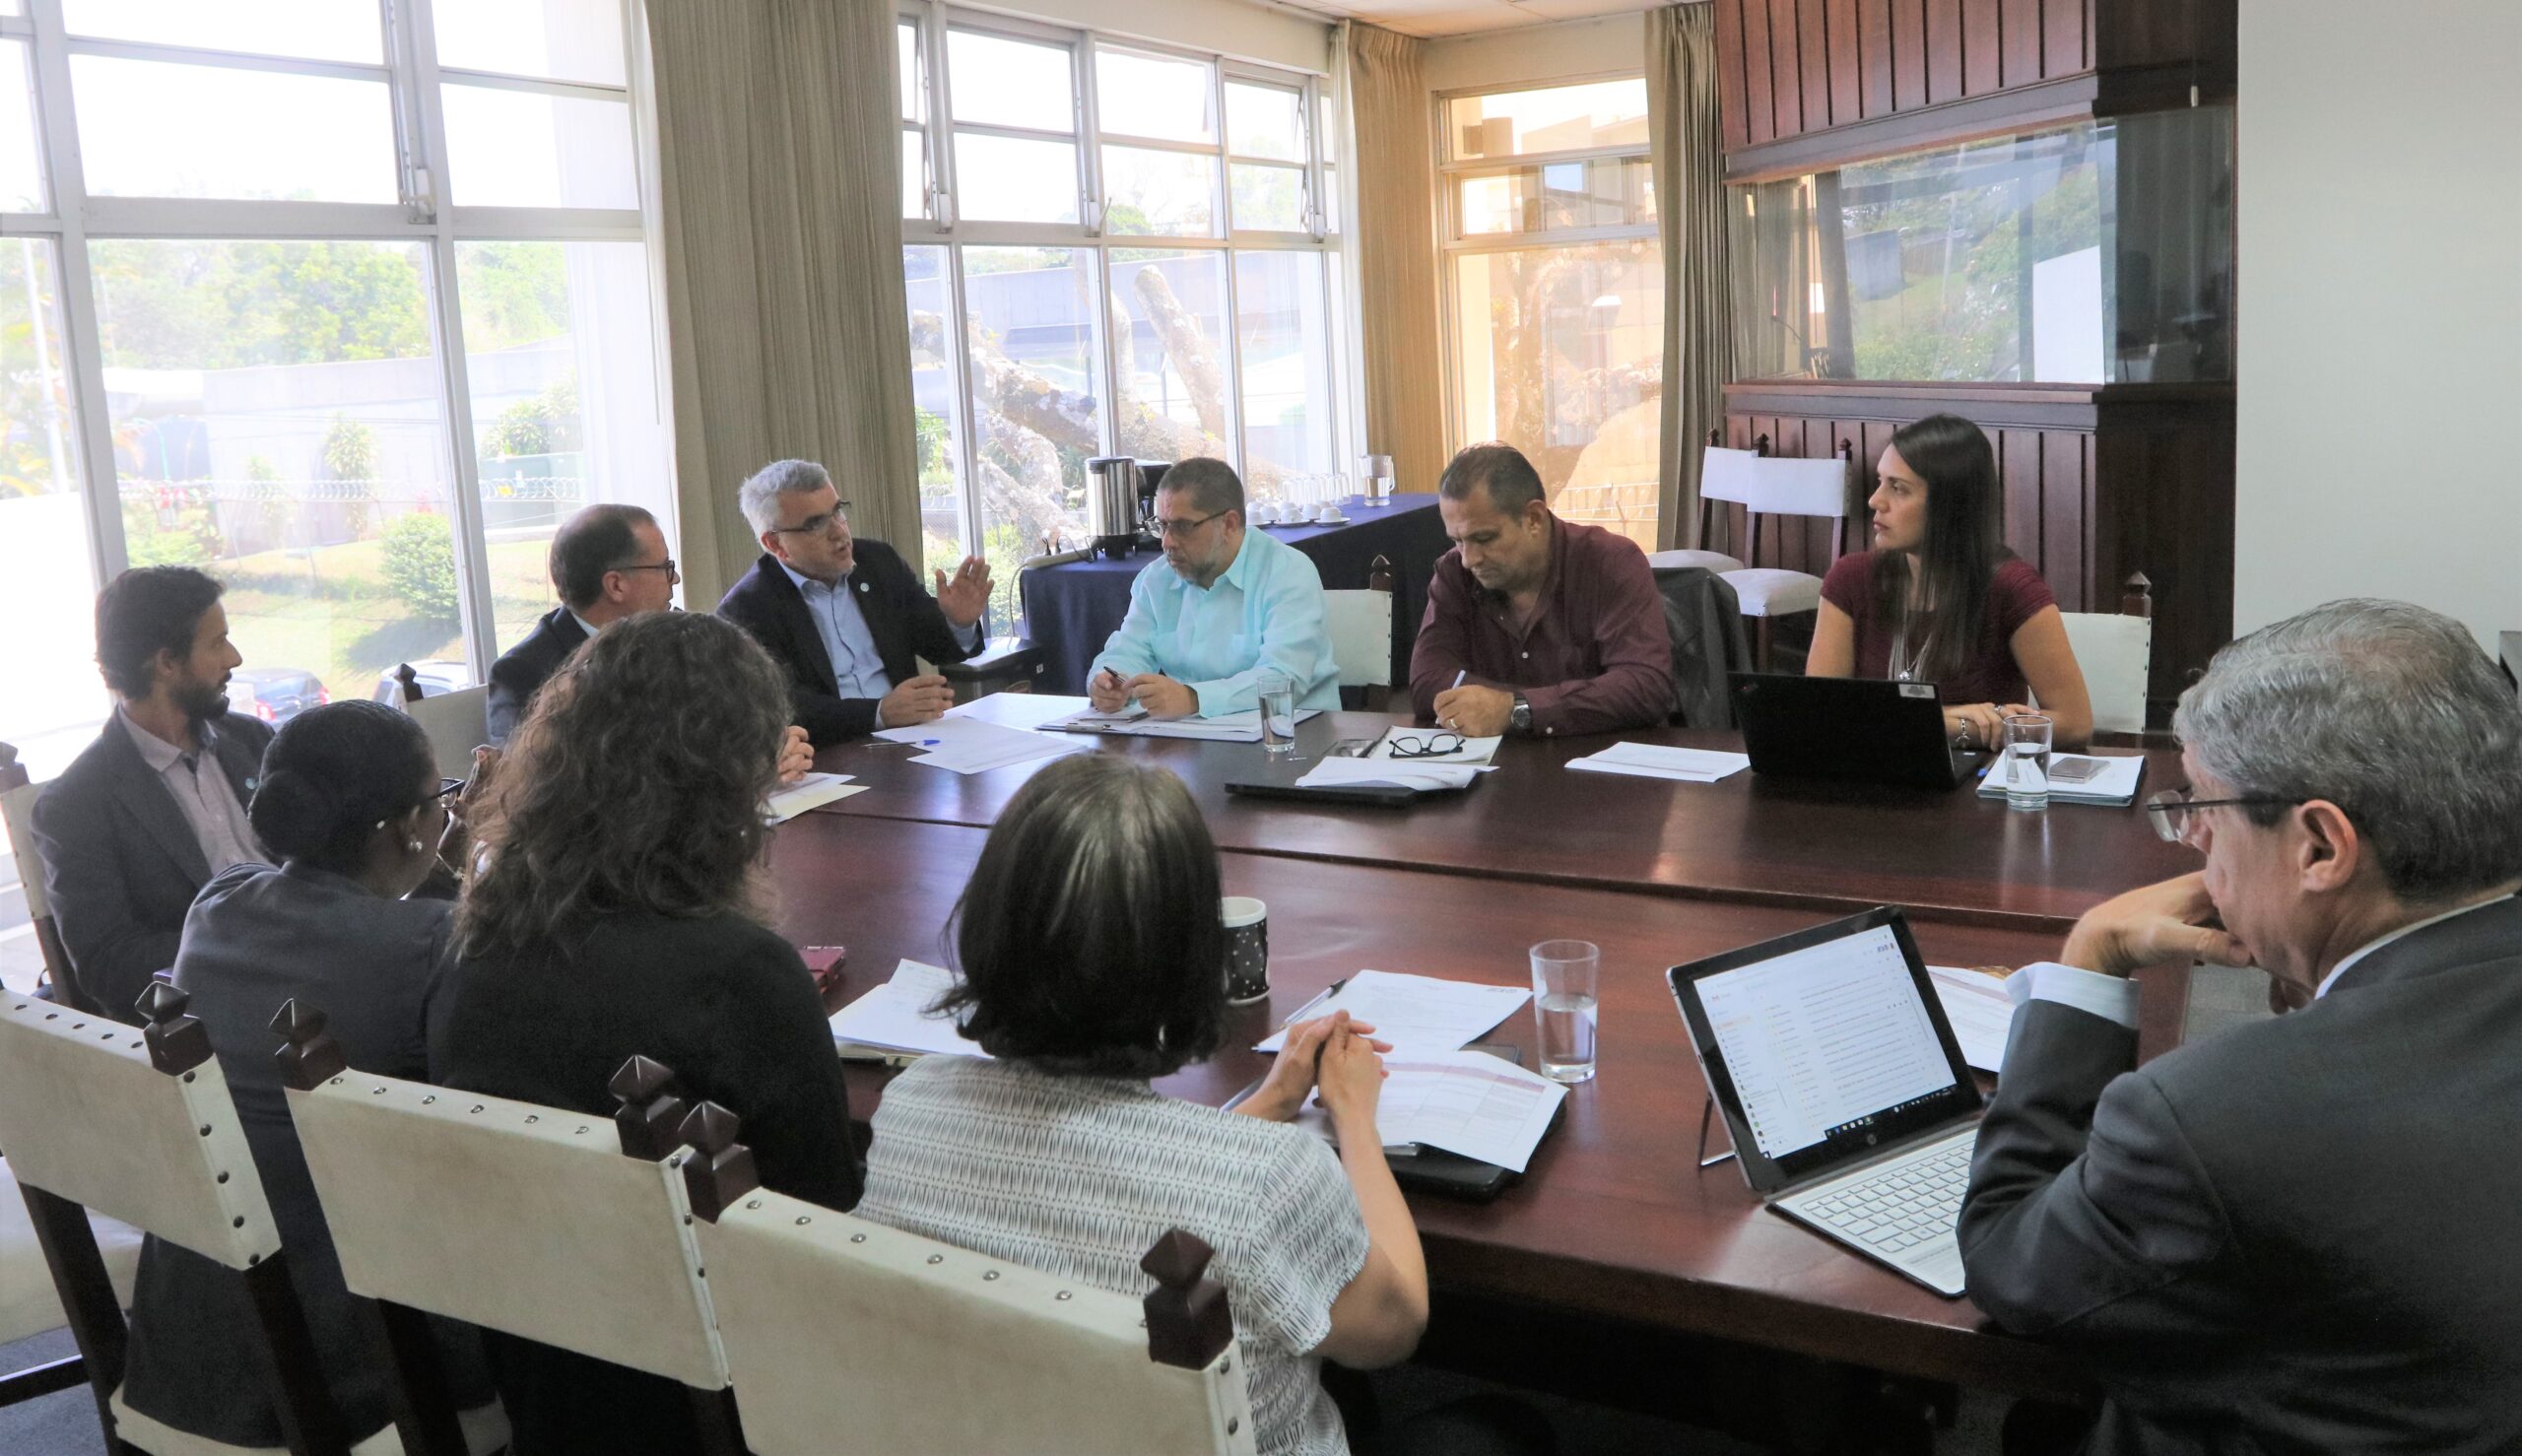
[1728,673,1986,789]
[1666,906,1986,1297]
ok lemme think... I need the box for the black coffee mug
[1222,896,1269,1004]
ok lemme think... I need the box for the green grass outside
[218,534,555,702]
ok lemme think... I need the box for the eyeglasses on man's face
[1152,508,1228,541]
[613,559,678,578]
[2145,786,2301,845]
[772,502,851,537]
[1386,732,1464,760]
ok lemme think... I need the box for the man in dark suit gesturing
[485,503,679,745]
[716,459,990,745]
[1960,599,2522,1455]
[33,567,275,1020]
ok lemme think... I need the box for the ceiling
[1257,0,1671,40]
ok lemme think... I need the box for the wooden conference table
[782,712,2199,1399]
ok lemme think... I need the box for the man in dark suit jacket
[1959,599,2522,1456]
[715,458,992,745]
[32,567,275,1022]
[485,504,677,744]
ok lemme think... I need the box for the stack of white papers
[828,960,990,1061]
[875,716,1088,775]
[1367,731,1502,764]
[764,771,862,823]
[1564,742,1753,782]
[1976,752,2146,806]
[943,693,1098,732]
[1253,969,1530,1055]
[1045,706,1322,743]
[1294,757,1489,793]
[1294,1052,1565,1172]
[1926,964,2016,1074]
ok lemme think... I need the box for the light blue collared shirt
[1089,526,1339,718]
[778,562,980,724]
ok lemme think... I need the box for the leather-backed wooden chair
[385,675,490,785]
[1711,441,1852,673]
[938,636,1048,704]
[679,1104,1258,1456]
[1648,442,1754,575]
[279,1025,739,1456]
[2056,573,2158,741]
[1325,554,1396,711]
[0,984,355,1454]
[0,741,87,1011]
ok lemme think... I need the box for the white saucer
[1314,512,1349,525]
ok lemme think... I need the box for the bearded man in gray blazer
[1960,598,2522,1455]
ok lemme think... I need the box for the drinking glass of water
[1529,939,1599,1084]
[2004,712,2054,812]
[1256,671,1298,758]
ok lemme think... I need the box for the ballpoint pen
[1277,976,1350,1028]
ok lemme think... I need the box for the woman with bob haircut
[119,699,495,1448]
[854,752,1432,1456]
[433,610,858,1456]
[1808,412,2093,750]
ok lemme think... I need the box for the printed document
[1926,964,2015,1074]
[764,771,862,823]
[1294,757,1488,792]
[1367,730,1502,764]
[1564,742,1752,782]
[1045,706,1320,743]
[944,693,1101,732]
[1253,969,1529,1055]
[876,716,1088,774]
[1294,1052,1565,1172]
[828,960,990,1060]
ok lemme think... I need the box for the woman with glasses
[434,611,859,1456]
[119,699,496,1449]
[1807,414,2093,751]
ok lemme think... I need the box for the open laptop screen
[1670,907,1981,1190]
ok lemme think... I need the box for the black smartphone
[2048,756,2106,782]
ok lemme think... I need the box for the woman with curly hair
[431,610,857,1456]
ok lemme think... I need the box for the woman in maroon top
[1809,414,2092,750]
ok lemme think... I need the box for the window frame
[898,0,1349,578]
[3,0,661,682]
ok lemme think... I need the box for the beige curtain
[644,0,918,607]
[1339,22,1446,496]
[1646,4,1734,550]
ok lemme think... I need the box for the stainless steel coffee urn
[1085,456,1144,560]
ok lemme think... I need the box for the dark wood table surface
[815,710,2197,932]
[770,813,2185,1399]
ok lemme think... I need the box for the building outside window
[0,0,669,781]
[898,3,1345,629]
[1438,77,1661,550]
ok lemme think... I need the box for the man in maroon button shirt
[1409,443,1673,739]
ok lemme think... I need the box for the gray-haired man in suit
[31,566,274,1021]
[1960,599,2522,1454]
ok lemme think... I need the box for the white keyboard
[1792,1136,1971,1258]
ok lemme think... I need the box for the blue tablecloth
[1018,493,1451,696]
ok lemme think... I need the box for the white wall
[2235,0,2522,648]
[960,0,1331,72]
[1424,12,1644,93]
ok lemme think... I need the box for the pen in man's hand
[1450,669,1467,690]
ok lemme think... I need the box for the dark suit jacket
[120,863,489,1445]
[714,540,979,746]
[484,604,590,746]
[1959,894,2522,1455]
[29,711,274,1021]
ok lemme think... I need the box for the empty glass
[2004,712,2053,811]
[1529,940,1599,1083]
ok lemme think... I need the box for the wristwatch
[1509,692,1533,735]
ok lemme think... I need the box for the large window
[1439,79,1661,551]
[0,0,667,777]
[898,4,1344,628]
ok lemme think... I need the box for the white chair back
[2055,612,2153,735]
[1696,446,1759,507]
[695,1185,1258,1456]
[401,686,489,781]
[1736,454,1849,518]
[1,774,47,922]
[0,1157,144,1348]
[0,995,278,1272]
[1323,588,1393,690]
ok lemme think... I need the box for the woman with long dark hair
[433,610,858,1456]
[119,699,496,1448]
[1808,413,2092,749]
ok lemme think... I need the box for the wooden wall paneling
[2041,431,2085,610]
[1923,0,1963,104]
[1825,0,1863,127]
[1714,0,1752,151]
[2000,0,2044,87]
[1998,429,2043,568]
[2079,433,2096,620]
[1858,0,1894,118]
[2043,0,2086,75]
[1740,0,1777,147]
[1797,0,1832,134]
[1960,0,2004,95]
[1767,0,1805,139]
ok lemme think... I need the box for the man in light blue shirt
[1087,458,1337,719]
